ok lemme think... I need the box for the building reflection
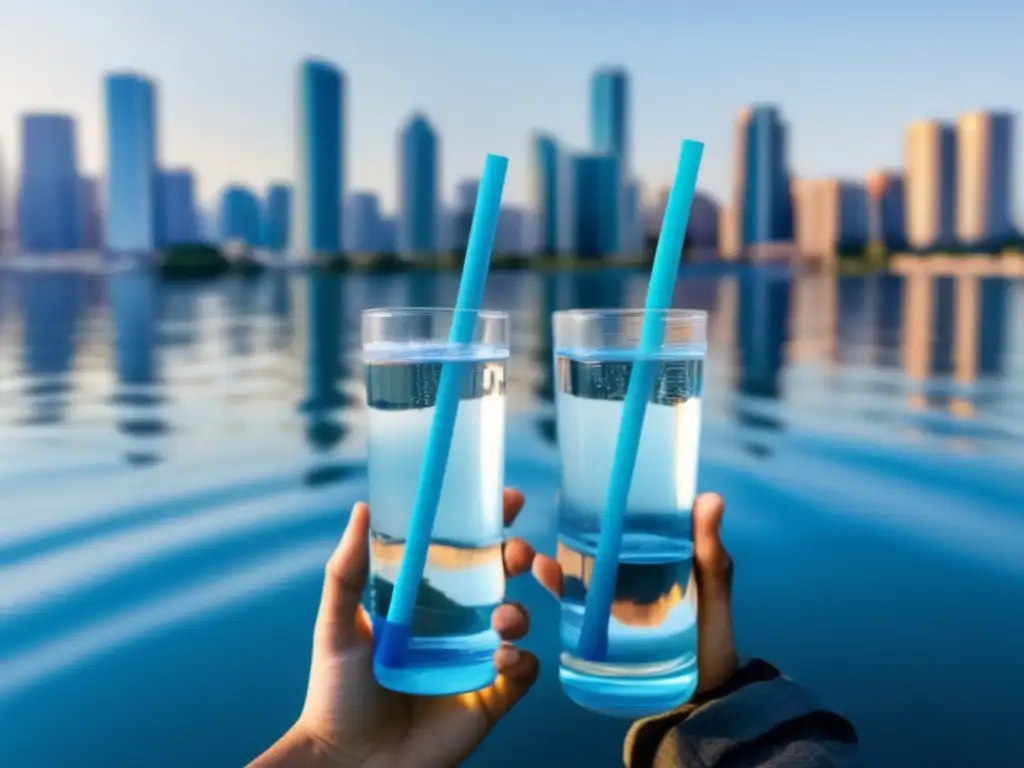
[867,273,904,369]
[405,272,440,309]
[730,270,790,456]
[532,274,562,446]
[109,269,167,465]
[300,271,349,462]
[268,270,293,350]
[223,275,260,357]
[899,263,1010,417]
[156,282,201,350]
[17,272,84,425]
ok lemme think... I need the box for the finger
[491,601,529,641]
[316,502,372,653]
[502,488,526,527]
[691,493,739,692]
[531,553,563,599]
[503,537,535,578]
[472,649,540,729]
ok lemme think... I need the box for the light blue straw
[576,139,705,662]
[375,153,508,668]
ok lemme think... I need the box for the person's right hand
[531,492,740,695]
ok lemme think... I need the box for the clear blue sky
[0,0,1019,216]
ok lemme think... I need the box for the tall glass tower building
[264,184,292,252]
[218,186,262,247]
[105,72,158,254]
[568,153,619,259]
[590,68,629,254]
[156,169,198,246]
[398,113,439,257]
[531,134,560,256]
[18,114,80,253]
[295,60,345,257]
[741,105,794,246]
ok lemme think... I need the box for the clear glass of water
[552,308,707,718]
[362,307,509,696]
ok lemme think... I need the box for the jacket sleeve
[623,659,859,768]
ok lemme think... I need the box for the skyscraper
[218,186,262,247]
[451,178,479,253]
[531,134,560,255]
[17,113,80,253]
[105,72,158,254]
[956,111,1015,246]
[590,68,629,254]
[156,169,198,246]
[398,113,439,257]
[295,59,345,257]
[793,178,869,259]
[866,171,906,250]
[567,153,619,259]
[264,184,292,252]
[724,107,754,257]
[904,119,956,250]
[78,176,102,250]
[343,192,382,253]
[741,105,794,248]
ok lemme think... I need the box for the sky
[0,0,1020,217]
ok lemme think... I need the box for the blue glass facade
[17,114,80,253]
[532,134,560,255]
[398,114,439,257]
[590,69,629,254]
[988,114,1014,239]
[156,169,198,246]
[343,192,381,252]
[105,72,158,254]
[218,186,262,246]
[296,60,344,256]
[569,153,619,259]
[264,184,292,252]
[869,175,906,249]
[937,126,957,246]
[742,106,794,246]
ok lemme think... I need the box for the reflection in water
[300,271,349,476]
[18,273,84,424]
[900,265,1012,420]
[109,269,168,465]
[405,272,440,309]
[223,277,259,357]
[268,271,293,350]
[534,274,561,445]
[157,283,201,350]
[731,271,790,456]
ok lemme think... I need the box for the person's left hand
[251,489,540,768]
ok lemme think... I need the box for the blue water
[364,345,507,695]
[555,351,703,718]
[0,266,1022,766]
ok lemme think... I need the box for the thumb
[692,493,739,692]
[315,502,372,653]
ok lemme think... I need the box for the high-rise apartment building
[451,178,479,253]
[956,111,1015,245]
[567,153,619,259]
[156,169,198,246]
[793,178,869,259]
[295,59,345,256]
[531,134,560,255]
[18,113,80,253]
[865,171,906,250]
[904,119,957,250]
[105,72,158,253]
[343,192,382,253]
[590,68,630,254]
[218,186,262,246]
[78,176,102,250]
[397,113,439,257]
[263,184,292,252]
[740,105,794,248]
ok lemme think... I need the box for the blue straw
[575,139,704,662]
[375,153,508,668]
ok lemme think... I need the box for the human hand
[250,489,539,768]
[531,492,739,695]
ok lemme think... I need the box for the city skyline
[0,0,1019,215]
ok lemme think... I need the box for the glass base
[559,652,698,719]
[374,656,497,696]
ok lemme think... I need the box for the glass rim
[361,306,509,321]
[552,308,707,322]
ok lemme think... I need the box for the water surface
[0,266,1022,767]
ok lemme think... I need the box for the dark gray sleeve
[624,660,859,768]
